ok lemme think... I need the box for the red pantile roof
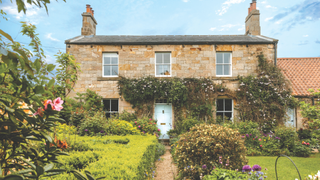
[277,57,320,96]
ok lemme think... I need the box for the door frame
[154,102,173,139]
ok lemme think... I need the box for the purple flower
[250,134,252,136]
[241,136,245,138]
[100,130,104,133]
[252,164,262,171]
[242,165,251,172]
[246,134,249,137]
[202,164,207,169]
[85,129,88,132]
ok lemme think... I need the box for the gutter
[274,41,278,65]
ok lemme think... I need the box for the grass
[248,153,320,179]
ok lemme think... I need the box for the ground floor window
[103,99,119,118]
[216,99,233,123]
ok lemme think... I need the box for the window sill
[97,77,120,81]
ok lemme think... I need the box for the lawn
[248,153,320,179]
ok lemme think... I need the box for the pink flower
[259,139,261,141]
[149,119,152,121]
[158,129,160,131]
[44,100,53,110]
[138,125,141,128]
[260,145,263,147]
[33,107,44,117]
[53,97,64,106]
[135,121,137,123]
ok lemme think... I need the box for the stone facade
[67,43,276,117]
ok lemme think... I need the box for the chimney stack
[81,4,97,36]
[245,0,260,35]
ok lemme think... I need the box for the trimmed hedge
[49,135,158,179]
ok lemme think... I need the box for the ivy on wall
[118,53,297,130]
[236,53,298,131]
[118,77,235,121]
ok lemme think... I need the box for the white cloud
[303,35,309,37]
[261,1,267,4]
[266,5,277,9]
[265,17,274,21]
[210,27,217,31]
[216,0,245,16]
[182,0,189,2]
[275,20,283,24]
[238,25,245,31]
[2,3,39,20]
[221,24,237,28]
[46,33,60,42]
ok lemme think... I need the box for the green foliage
[57,151,100,171]
[0,21,68,179]
[54,51,81,98]
[51,135,158,180]
[107,120,140,135]
[75,89,103,111]
[118,110,137,122]
[175,124,248,179]
[294,144,312,157]
[274,125,298,151]
[236,53,298,132]
[155,143,166,160]
[118,76,234,120]
[78,110,108,136]
[130,117,160,136]
[55,122,77,135]
[203,168,247,180]
[297,128,312,140]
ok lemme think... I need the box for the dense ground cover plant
[108,120,140,135]
[175,124,247,179]
[78,110,108,136]
[236,54,297,132]
[50,135,158,179]
[203,168,247,180]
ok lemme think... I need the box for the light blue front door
[155,103,172,139]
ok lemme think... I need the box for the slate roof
[65,35,277,45]
[277,57,320,96]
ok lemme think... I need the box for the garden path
[155,146,178,180]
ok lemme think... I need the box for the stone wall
[67,43,275,115]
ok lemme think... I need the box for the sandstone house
[65,1,282,138]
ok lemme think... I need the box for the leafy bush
[274,125,298,151]
[118,110,137,122]
[155,143,166,160]
[108,120,140,135]
[55,122,77,135]
[297,128,312,140]
[294,144,312,157]
[78,110,108,136]
[57,151,100,171]
[131,117,160,136]
[175,124,248,179]
[203,168,247,180]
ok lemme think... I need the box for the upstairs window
[216,99,233,123]
[216,52,232,76]
[103,53,118,77]
[156,52,171,77]
[103,99,119,118]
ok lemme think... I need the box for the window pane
[104,57,110,65]
[216,65,223,75]
[104,66,111,76]
[224,65,230,75]
[163,53,170,63]
[224,53,231,63]
[156,53,162,63]
[217,53,223,63]
[156,65,162,75]
[163,65,170,75]
[225,112,232,120]
[103,100,110,111]
[216,112,224,119]
[225,99,232,111]
[217,99,224,111]
[111,65,118,76]
[111,57,118,64]
[111,100,118,111]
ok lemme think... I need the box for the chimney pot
[92,10,94,16]
[86,4,90,13]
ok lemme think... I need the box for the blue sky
[1,0,320,65]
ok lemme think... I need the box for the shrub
[294,143,312,157]
[175,124,248,179]
[131,117,160,136]
[155,143,166,160]
[203,168,247,180]
[108,120,140,135]
[274,125,298,151]
[55,122,77,135]
[297,128,312,140]
[78,110,108,136]
[118,110,137,122]
[57,151,100,171]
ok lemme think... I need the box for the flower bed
[49,135,158,179]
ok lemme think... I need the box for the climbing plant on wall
[236,53,298,132]
[118,77,235,121]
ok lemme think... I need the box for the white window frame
[216,99,233,123]
[155,52,172,77]
[102,53,118,77]
[103,99,119,118]
[216,52,232,77]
